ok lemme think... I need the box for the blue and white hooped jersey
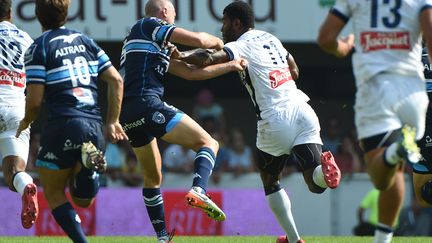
[24,27,112,120]
[422,47,432,93]
[120,17,175,99]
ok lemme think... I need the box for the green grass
[1,236,432,243]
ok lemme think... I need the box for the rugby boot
[185,187,226,221]
[81,141,106,173]
[321,151,341,189]
[397,125,422,164]
[276,235,305,243]
[21,183,38,229]
[157,229,175,243]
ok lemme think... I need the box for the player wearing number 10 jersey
[181,2,341,243]
[0,0,38,229]
[15,0,127,242]
[318,0,432,242]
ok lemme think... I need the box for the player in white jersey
[0,0,38,229]
[178,2,341,243]
[318,0,432,242]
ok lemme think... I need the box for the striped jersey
[332,0,432,84]
[24,27,112,120]
[224,29,307,120]
[0,21,33,107]
[120,17,176,99]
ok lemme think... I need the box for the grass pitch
[1,236,431,243]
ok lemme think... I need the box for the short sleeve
[421,0,432,12]
[331,0,351,23]
[92,41,113,73]
[141,18,176,46]
[24,42,46,84]
[223,41,246,61]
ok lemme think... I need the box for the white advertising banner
[12,0,340,42]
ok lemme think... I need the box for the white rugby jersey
[0,21,32,106]
[224,30,307,120]
[332,0,432,84]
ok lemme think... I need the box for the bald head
[145,0,172,16]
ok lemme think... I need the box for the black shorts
[120,96,184,147]
[415,98,432,174]
[35,117,105,170]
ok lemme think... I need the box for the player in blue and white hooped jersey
[15,1,127,242]
[0,0,38,230]
[120,0,247,242]
[318,0,432,242]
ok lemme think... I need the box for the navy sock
[72,167,100,199]
[143,188,167,239]
[192,147,215,191]
[52,202,87,243]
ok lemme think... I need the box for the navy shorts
[35,117,105,170]
[120,96,184,147]
[415,94,432,174]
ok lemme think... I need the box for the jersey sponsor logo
[63,139,82,151]
[55,45,86,58]
[152,111,166,124]
[123,117,146,131]
[269,67,292,89]
[0,68,25,88]
[360,31,410,52]
[50,33,82,44]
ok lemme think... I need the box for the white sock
[266,189,300,243]
[384,142,400,165]
[13,172,33,196]
[373,223,394,243]
[312,165,328,188]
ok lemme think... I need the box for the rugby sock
[265,185,301,243]
[384,143,400,166]
[12,172,33,196]
[374,223,393,243]
[143,188,168,239]
[312,165,328,189]
[192,147,215,191]
[52,202,87,243]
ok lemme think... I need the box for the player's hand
[231,58,248,71]
[167,42,181,59]
[337,34,355,57]
[105,122,128,143]
[341,34,355,47]
[214,38,224,50]
[15,119,31,138]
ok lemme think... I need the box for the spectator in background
[334,135,362,176]
[354,188,381,236]
[120,150,143,187]
[162,144,194,173]
[322,118,342,154]
[103,140,128,187]
[210,131,230,185]
[192,89,226,134]
[227,128,255,178]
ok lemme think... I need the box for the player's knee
[71,168,100,202]
[372,179,390,191]
[420,180,432,206]
[71,197,94,208]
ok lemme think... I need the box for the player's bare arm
[99,66,129,142]
[170,27,224,50]
[16,84,45,137]
[168,58,247,80]
[178,49,231,67]
[287,54,299,80]
[317,13,355,58]
[421,7,432,63]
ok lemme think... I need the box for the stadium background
[0,0,426,238]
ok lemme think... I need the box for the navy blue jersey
[422,47,432,93]
[24,28,112,121]
[120,17,176,98]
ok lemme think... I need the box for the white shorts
[355,73,429,140]
[256,101,322,156]
[0,105,29,163]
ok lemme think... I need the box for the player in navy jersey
[0,0,38,229]
[120,0,247,242]
[414,47,432,207]
[15,1,127,242]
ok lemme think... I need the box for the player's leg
[133,138,172,242]
[161,113,225,221]
[0,128,38,229]
[38,167,88,243]
[292,143,341,193]
[256,149,303,243]
[69,163,99,208]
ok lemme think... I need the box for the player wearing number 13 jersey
[185,2,341,243]
[318,0,432,242]
[16,1,127,242]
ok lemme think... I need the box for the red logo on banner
[269,67,292,89]
[35,191,96,236]
[163,191,223,236]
